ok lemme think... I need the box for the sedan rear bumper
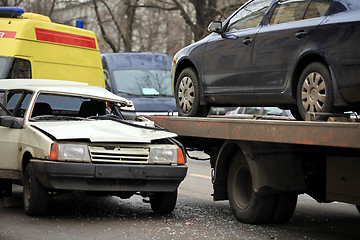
[30,160,187,192]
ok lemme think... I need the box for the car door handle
[225,34,238,40]
[295,31,307,39]
[243,37,253,45]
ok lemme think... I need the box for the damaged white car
[0,80,187,216]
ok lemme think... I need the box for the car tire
[175,67,209,117]
[269,193,298,223]
[297,62,334,120]
[227,151,276,224]
[23,164,48,216]
[150,190,177,214]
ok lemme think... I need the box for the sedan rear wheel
[297,62,334,120]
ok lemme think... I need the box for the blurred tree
[138,0,244,41]
[0,0,23,6]
[93,0,138,52]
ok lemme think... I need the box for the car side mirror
[0,116,22,129]
[208,21,222,33]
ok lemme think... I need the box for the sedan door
[202,0,273,103]
[252,0,330,93]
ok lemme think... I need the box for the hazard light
[0,7,24,18]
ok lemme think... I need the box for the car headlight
[50,143,90,162]
[149,146,185,165]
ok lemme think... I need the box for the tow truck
[148,113,360,224]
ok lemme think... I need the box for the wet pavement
[0,158,359,240]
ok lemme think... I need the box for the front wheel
[269,193,298,223]
[150,190,177,214]
[296,62,334,120]
[23,164,48,216]
[175,67,209,117]
[356,205,360,214]
[227,151,276,224]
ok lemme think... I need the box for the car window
[270,0,330,25]
[7,91,33,117]
[304,0,330,19]
[225,0,273,33]
[334,0,360,10]
[33,94,108,118]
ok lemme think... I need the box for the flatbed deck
[148,115,360,149]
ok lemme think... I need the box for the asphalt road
[0,153,359,240]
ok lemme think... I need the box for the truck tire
[227,151,276,224]
[269,193,298,223]
[175,67,209,117]
[150,190,177,214]
[296,62,334,120]
[23,164,48,216]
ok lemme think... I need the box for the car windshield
[112,69,172,96]
[30,93,122,121]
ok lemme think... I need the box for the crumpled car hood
[30,120,176,143]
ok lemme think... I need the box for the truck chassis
[149,115,360,224]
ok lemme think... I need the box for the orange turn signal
[177,148,185,165]
[50,143,58,160]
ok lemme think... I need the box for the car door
[0,90,31,175]
[202,0,273,99]
[252,0,331,93]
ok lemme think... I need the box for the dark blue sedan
[171,0,360,120]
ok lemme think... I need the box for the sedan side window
[270,0,330,25]
[7,91,32,117]
[304,0,330,19]
[225,0,273,33]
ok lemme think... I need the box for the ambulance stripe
[35,28,97,49]
[0,31,16,38]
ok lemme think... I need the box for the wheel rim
[178,76,195,114]
[301,72,326,112]
[234,166,253,209]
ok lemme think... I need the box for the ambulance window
[8,58,32,79]
[0,57,10,78]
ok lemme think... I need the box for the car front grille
[88,146,149,164]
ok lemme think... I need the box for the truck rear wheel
[23,164,48,216]
[269,193,298,223]
[227,151,276,224]
[150,190,177,214]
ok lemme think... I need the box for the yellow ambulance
[0,7,105,87]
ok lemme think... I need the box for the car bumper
[30,160,187,192]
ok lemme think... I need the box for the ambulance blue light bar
[0,7,24,18]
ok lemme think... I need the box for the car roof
[0,79,132,105]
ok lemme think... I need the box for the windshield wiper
[30,115,86,121]
[117,91,141,96]
[86,114,122,121]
